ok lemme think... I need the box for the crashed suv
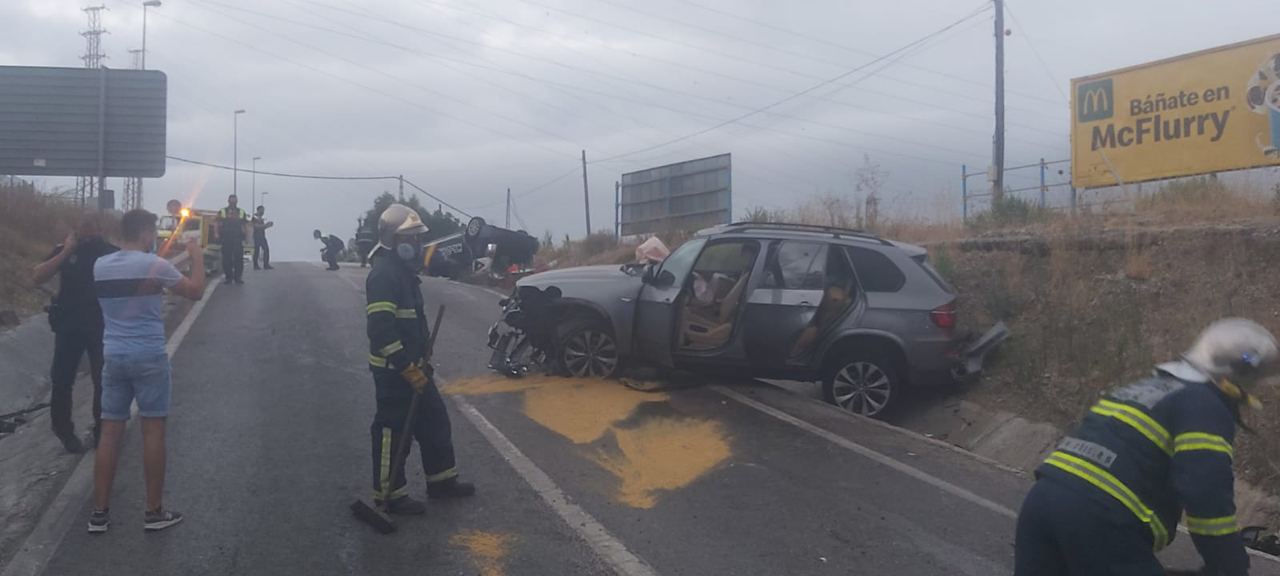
[487,222,1004,418]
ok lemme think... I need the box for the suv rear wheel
[822,351,899,419]
[557,318,619,378]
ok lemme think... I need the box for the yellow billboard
[1072,34,1280,189]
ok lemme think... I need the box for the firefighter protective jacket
[365,252,427,373]
[1036,363,1249,575]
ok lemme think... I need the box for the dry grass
[0,182,88,316]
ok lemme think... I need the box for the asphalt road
[28,262,1275,575]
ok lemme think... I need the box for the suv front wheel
[556,318,620,378]
[822,352,899,419]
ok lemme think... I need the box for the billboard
[0,66,167,178]
[619,153,731,236]
[1071,34,1280,189]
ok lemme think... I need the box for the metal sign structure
[1071,34,1280,188]
[618,153,732,237]
[0,66,167,178]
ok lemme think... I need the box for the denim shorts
[101,352,172,420]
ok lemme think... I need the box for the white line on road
[451,394,659,576]
[2,280,219,576]
[712,385,1018,520]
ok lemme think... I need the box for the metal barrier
[962,159,1076,221]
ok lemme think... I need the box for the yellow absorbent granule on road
[442,374,558,396]
[450,530,512,576]
[594,417,731,509]
[523,380,668,444]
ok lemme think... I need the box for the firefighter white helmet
[1183,318,1279,381]
[375,203,429,253]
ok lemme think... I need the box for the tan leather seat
[682,271,750,349]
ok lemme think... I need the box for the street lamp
[252,156,262,211]
[233,109,246,199]
[141,1,161,70]
[260,191,269,210]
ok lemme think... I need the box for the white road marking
[3,280,220,576]
[712,385,1018,520]
[451,394,659,576]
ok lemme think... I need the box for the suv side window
[762,242,827,290]
[657,238,706,287]
[845,246,906,292]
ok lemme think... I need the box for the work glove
[400,362,434,393]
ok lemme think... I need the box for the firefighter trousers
[369,371,457,500]
[1014,478,1163,576]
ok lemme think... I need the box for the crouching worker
[314,229,345,271]
[365,204,474,514]
[1015,318,1275,576]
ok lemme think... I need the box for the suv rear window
[845,247,906,293]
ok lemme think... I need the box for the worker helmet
[374,204,429,265]
[1183,318,1279,385]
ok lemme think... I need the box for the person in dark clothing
[314,229,345,271]
[1014,318,1276,576]
[364,204,474,514]
[215,194,250,284]
[251,205,273,271]
[355,218,376,268]
[31,215,119,453]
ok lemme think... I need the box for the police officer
[1015,318,1276,576]
[215,194,250,284]
[365,204,475,513]
[32,215,118,452]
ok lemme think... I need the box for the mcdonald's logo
[1077,78,1114,122]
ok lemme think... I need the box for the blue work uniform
[1014,362,1248,576]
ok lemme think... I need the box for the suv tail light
[930,302,957,332]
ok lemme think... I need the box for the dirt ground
[938,224,1280,491]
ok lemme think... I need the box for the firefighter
[355,217,376,268]
[313,229,344,271]
[214,194,250,284]
[365,204,475,513]
[1014,318,1277,576]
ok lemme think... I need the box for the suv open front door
[633,238,705,368]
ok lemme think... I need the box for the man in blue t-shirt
[89,209,205,534]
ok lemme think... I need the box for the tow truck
[156,200,251,275]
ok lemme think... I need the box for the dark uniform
[355,225,376,268]
[218,206,249,282]
[321,234,344,270]
[251,214,270,270]
[1015,364,1249,576]
[365,250,457,500]
[45,238,118,444]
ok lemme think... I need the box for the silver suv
[487,222,1003,418]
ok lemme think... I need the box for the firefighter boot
[427,477,476,500]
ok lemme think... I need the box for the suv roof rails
[718,222,893,246]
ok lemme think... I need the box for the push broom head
[350,499,396,534]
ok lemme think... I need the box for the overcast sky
[3,0,1279,260]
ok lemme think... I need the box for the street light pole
[252,156,262,210]
[141,1,160,70]
[233,109,245,199]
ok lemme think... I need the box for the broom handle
[384,305,446,502]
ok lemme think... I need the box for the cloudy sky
[3,0,1279,260]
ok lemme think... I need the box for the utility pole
[78,6,108,209]
[581,150,591,236]
[614,181,621,238]
[397,175,404,201]
[233,109,245,199]
[252,156,262,210]
[505,188,511,229]
[991,0,1006,204]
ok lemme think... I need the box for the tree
[359,192,462,243]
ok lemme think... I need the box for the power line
[402,178,471,218]
[673,0,1062,106]
[167,155,399,180]
[188,0,583,158]
[592,3,992,164]
[1004,0,1070,103]
[262,0,990,167]
[146,10,575,162]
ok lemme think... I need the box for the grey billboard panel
[0,66,166,178]
[619,153,731,236]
